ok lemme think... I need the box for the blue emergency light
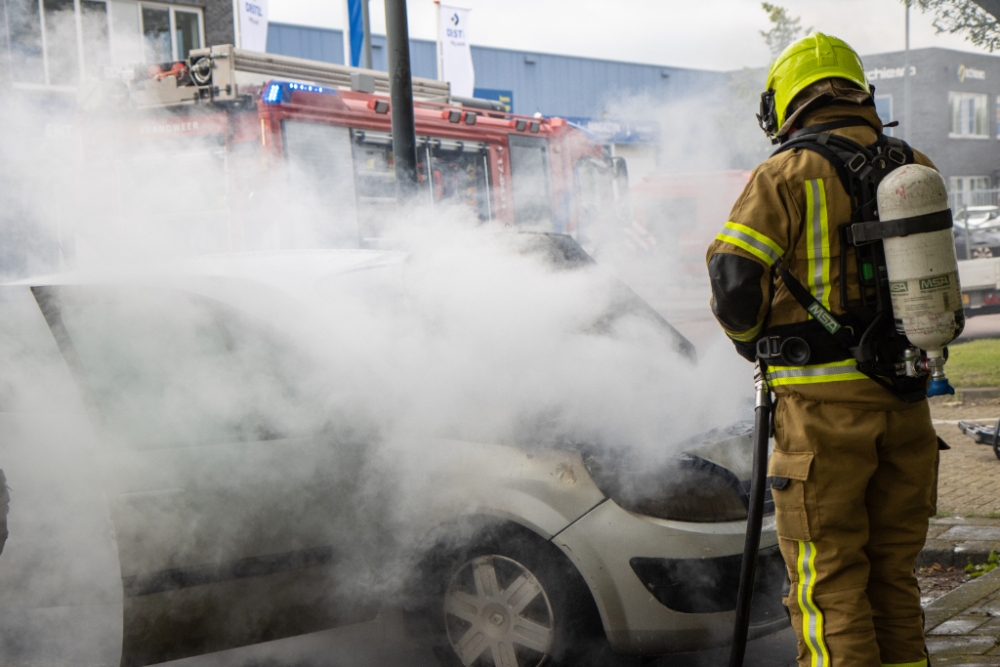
[262,81,340,104]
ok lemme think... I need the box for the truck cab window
[426,139,491,223]
[508,135,553,228]
[351,131,491,239]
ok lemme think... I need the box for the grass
[966,550,1000,578]
[945,339,1000,388]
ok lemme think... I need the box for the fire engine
[79,46,628,255]
[629,170,752,277]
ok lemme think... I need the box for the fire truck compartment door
[508,134,554,228]
[282,121,360,248]
[32,285,373,666]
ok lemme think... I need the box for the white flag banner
[238,0,269,52]
[439,5,474,98]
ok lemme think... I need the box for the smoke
[0,48,763,666]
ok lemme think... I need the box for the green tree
[760,2,812,58]
[906,0,1000,52]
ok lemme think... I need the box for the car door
[32,284,378,666]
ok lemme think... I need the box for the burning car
[0,236,786,667]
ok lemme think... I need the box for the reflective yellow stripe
[728,320,763,343]
[805,179,832,311]
[882,661,928,667]
[796,541,830,667]
[715,221,784,266]
[766,359,867,386]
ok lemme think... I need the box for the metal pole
[384,0,420,200]
[904,1,912,143]
[361,0,373,70]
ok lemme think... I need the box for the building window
[949,92,989,138]
[874,94,893,137]
[139,2,203,63]
[950,176,992,208]
[1,0,202,87]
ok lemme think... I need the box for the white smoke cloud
[0,51,761,665]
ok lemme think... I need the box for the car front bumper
[552,498,788,655]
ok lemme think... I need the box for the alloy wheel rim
[443,554,554,667]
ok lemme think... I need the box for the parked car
[0,235,786,667]
[955,206,1000,259]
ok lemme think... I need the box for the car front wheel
[410,525,615,667]
[443,553,554,666]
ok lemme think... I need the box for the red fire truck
[79,46,628,255]
[630,170,752,277]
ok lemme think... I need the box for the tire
[407,523,620,667]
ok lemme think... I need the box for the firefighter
[706,33,940,667]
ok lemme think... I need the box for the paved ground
[932,397,1000,518]
[923,565,1000,666]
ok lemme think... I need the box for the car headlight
[581,442,776,523]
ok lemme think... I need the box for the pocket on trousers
[768,450,814,542]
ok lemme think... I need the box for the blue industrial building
[265,22,727,119]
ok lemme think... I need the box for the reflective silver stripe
[718,226,781,265]
[809,180,825,307]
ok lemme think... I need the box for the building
[0,0,230,91]
[863,47,1000,205]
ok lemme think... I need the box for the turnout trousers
[768,391,939,667]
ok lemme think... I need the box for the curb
[924,565,1000,630]
[959,388,1000,401]
[920,547,998,569]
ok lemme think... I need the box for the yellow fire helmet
[757,32,870,140]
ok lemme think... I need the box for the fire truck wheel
[406,523,622,667]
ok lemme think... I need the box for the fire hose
[728,362,771,667]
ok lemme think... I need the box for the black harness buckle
[847,152,868,172]
[756,336,812,366]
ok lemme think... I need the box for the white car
[0,237,785,667]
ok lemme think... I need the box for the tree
[906,0,1000,52]
[759,3,812,58]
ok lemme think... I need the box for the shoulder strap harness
[762,118,931,402]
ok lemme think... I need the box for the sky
[268,0,998,72]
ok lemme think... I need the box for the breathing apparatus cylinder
[876,165,963,397]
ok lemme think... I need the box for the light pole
[384,0,420,200]
[361,0,373,70]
